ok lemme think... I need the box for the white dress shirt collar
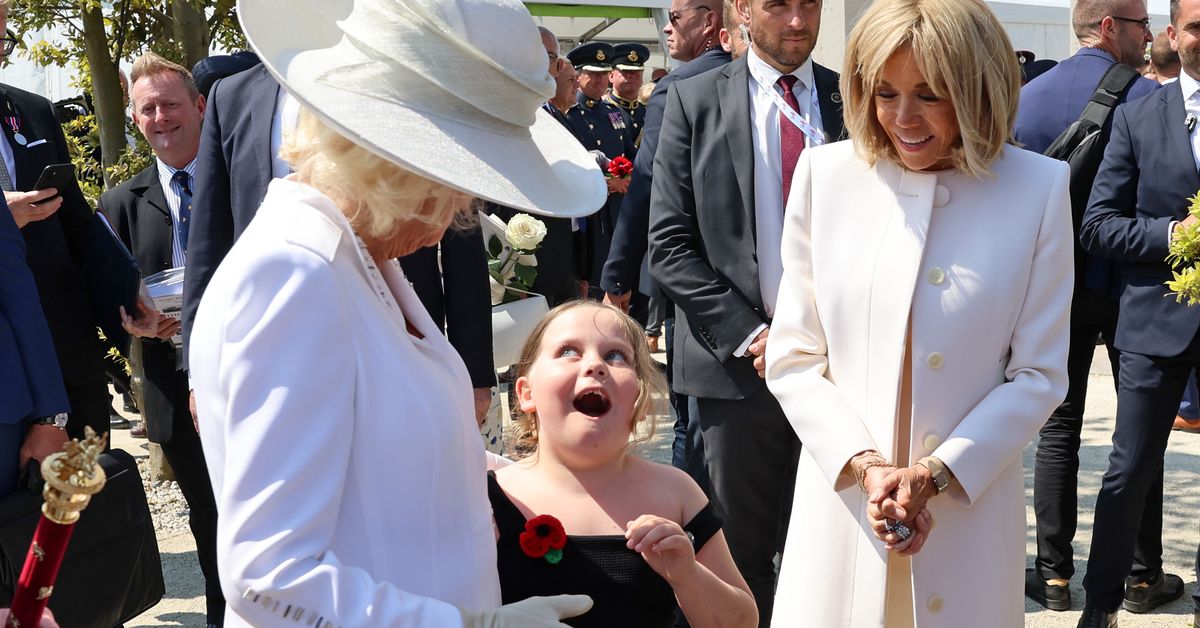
[1179,70,1200,106]
[746,45,815,96]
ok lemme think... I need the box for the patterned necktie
[172,170,192,254]
[777,74,804,205]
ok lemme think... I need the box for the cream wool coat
[765,142,1072,627]
[190,179,500,626]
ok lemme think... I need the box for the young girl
[489,301,757,627]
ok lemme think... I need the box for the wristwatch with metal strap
[916,456,950,495]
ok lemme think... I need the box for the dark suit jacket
[183,64,277,354]
[1079,82,1200,358]
[648,56,844,400]
[4,83,112,395]
[602,48,732,297]
[0,196,68,424]
[184,65,495,385]
[101,165,190,443]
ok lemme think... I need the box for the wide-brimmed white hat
[237,0,605,218]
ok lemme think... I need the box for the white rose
[505,213,547,251]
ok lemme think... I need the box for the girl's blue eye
[558,346,580,358]
[605,350,629,363]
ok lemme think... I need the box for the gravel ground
[114,345,1200,626]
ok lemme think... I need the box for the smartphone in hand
[32,163,75,202]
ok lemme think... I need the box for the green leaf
[513,263,537,286]
[544,548,563,564]
[488,235,503,259]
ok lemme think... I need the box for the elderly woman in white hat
[188,0,605,625]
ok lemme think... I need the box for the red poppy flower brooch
[520,514,567,564]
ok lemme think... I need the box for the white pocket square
[24,139,47,148]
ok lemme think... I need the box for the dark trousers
[157,414,225,623]
[694,389,800,627]
[65,381,111,444]
[1082,335,1200,612]
[1033,289,1161,581]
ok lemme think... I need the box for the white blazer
[191,179,500,626]
[765,142,1072,627]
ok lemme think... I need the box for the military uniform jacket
[567,91,636,161]
[604,92,646,151]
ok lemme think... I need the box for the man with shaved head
[1015,0,1164,615]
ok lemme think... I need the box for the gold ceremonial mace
[7,427,108,627]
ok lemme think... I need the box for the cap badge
[596,50,606,61]
[629,52,639,62]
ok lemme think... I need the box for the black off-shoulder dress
[487,471,723,627]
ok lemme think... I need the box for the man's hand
[1175,214,1199,240]
[189,390,199,433]
[121,293,179,340]
[19,424,68,469]
[605,176,630,195]
[604,291,631,313]
[473,387,494,429]
[747,327,770,378]
[7,189,62,228]
[0,608,59,627]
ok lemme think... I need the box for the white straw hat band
[311,0,553,130]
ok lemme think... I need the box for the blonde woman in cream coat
[763,0,1072,625]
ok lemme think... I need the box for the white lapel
[864,160,935,459]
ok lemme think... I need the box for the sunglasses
[1110,15,1152,31]
[668,5,711,25]
[0,30,17,56]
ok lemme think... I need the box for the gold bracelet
[852,453,892,493]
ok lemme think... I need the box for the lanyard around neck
[748,61,826,147]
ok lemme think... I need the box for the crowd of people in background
[4,0,1200,625]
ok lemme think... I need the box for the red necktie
[778,74,803,205]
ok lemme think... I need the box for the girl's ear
[515,375,536,414]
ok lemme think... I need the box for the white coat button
[927,596,944,613]
[923,433,942,451]
[933,186,950,208]
[926,352,943,370]
[927,268,946,285]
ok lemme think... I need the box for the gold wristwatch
[916,456,950,495]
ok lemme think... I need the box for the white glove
[459,594,593,628]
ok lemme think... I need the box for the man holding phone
[0,0,157,443]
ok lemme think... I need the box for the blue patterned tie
[172,170,192,254]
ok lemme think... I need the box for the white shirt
[154,158,197,268]
[270,90,301,179]
[738,47,823,355]
[1179,71,1200,173]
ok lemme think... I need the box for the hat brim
[237,0,605,219]
[576,64,614,72]
[614,64,644,71]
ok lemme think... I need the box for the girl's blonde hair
[841,0,1021,177]
[509,300,667,456]
[280,108,476,238]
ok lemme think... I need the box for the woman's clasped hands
[853,453,937,556]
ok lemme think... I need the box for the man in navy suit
[601,0,732,491]
[1014,0,1160,612]
[1077,0,1200,624]
[0,198,68,497]
[648,0,843,621]
[183,62,496,423]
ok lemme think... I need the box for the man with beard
[601,0,732,494]
[1015,0,1162,614]
[1076,0,1200,624]
[648,0,843,623]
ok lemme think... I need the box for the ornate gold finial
[35,587,52,601]
[41,427,108,525]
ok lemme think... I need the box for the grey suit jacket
[648,55,844,400]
